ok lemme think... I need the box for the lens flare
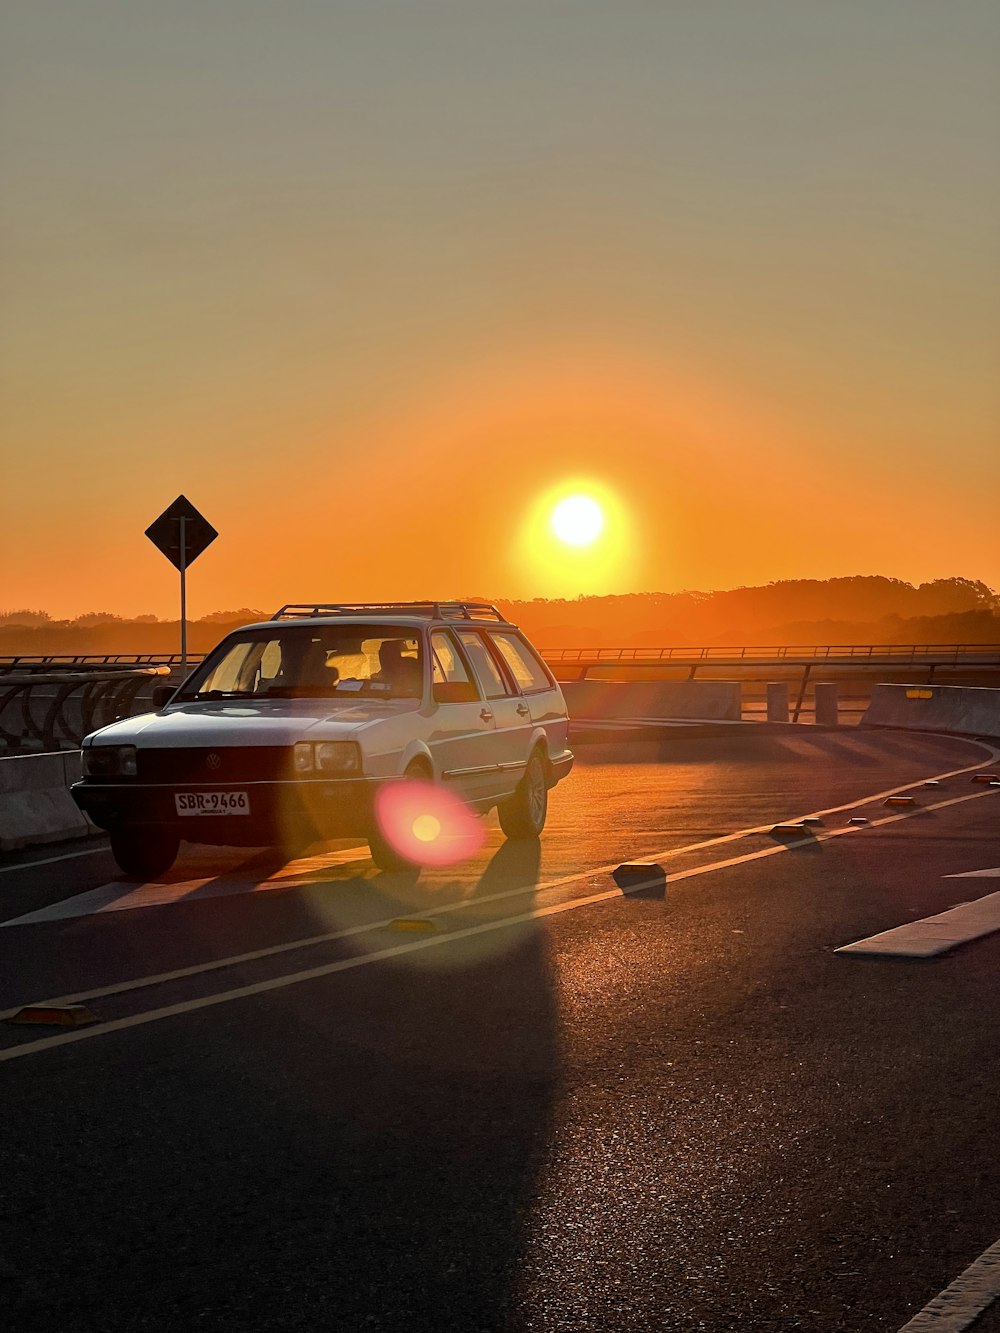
[374,778,485,867]
[412,814,442,842]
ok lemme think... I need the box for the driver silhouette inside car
[272,638,338,691]
[372,640,422,697]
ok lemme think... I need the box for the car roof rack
[271,601,508,623]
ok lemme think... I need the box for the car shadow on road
[2,839,559,1333]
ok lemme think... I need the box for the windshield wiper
[263,685,340,698]
[179,689,259,701]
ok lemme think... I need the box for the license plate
[175,791,250,816]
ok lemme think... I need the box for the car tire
[367,826,419,874]
[271,825,316,864]
[110,826,180,880]
[367,760,429,873]
[498,750,548,840]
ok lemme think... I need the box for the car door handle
[480,708,493,722]
[516,703,530,717]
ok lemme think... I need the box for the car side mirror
[151,683,176,709]
[432,681,479,705]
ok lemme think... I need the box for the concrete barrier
[0,750,100,851]
[766,682,789,723]
[861,685,1000,740]
[562,679,742,722]
[814,682,840,727]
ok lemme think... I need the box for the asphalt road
[1,727,999,1333]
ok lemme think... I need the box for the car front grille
[136,747,293,783]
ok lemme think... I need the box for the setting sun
[515,477,637,598]
[551,495,604,547]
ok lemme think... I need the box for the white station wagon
[72,602,574,878]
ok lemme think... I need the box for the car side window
[456,630,513,700]
[488,631,552,693]
[430,631,473,685]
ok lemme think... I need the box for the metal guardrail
[0,655,204,672]
[1,646,997,747]
[0,667,171,754]
[542,645,1000,716]
[543,644,1000,665]
[4,644,1000,672]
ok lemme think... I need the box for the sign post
[145,496,218,673]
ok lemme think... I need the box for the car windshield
[181,625,424,700]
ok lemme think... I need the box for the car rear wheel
[498,751,548,840]
[109,826,180,880]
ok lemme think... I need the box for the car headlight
[83,745,138,777]
[293,742,361,775]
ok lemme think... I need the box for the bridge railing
[541,643,1000,665]
[0,655,205,672]
[4,644,1000,673]
[0,667,173,754]
[1,646,997,749]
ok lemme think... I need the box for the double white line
[1,748,997,1065]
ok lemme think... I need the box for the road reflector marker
[612,862,667,899]
[972,773,999,784]
[388,918,437,934]
[848,817,868,825]
[6,1004,99,1028]
[770,822,809,835]
[924,780,940,787]
[800,816,823,825]
[884,796,916,807]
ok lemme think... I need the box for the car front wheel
[367,761,428,873]
[498,751,548,840]
[109,826,180,880]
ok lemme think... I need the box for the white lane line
[2,771,997,1016]
[945,866,1000,879]
[836,891,1000,959]
[1,784,997,1062]
[0,845,371,927]
[3,775,997,1021]
[6,743,994,931]
[0,845,109,874]
[898,1236,1000,1331]
[0,885,636,1064]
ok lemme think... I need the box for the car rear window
[487,631,552,692]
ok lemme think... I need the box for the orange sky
[2,3,998,619]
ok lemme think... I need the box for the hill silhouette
[1,577,997,656]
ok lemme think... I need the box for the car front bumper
[71,777,382,845]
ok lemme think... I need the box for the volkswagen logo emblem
[206,752,222,771]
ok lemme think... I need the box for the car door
[487,629,570,764]
[426,629,498,805]
[454,628,531,799]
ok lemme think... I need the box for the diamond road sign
[145,495,218,571]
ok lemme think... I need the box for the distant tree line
[492,577,1000,648]
[1,577,998,654]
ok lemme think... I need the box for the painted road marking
[0,845,110,874]
[836,891,1000,959]
[0,784,997,1062]
[4,745,997,930]
[945,866,1000,879]
[0,845,371,927]
[898,1235,1000,1332]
